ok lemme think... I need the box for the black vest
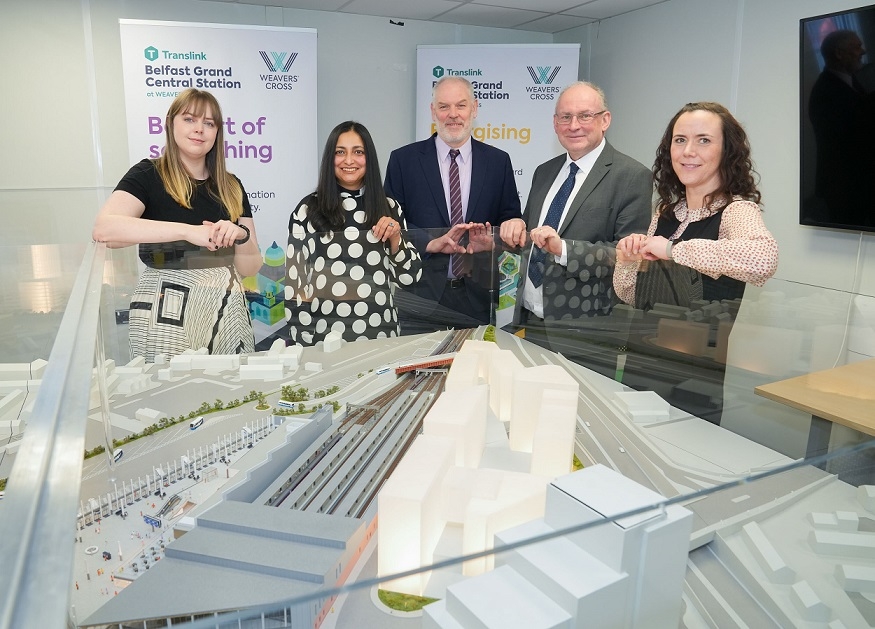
[634,208,746,310]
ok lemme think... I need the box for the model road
[77,331,453,505]
[494,329,832,625]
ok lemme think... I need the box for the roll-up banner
[416,45,580,325]
[118,19,317,340]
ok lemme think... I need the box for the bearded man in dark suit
[385,76,526,332]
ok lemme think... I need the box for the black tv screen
[800,4,875,232]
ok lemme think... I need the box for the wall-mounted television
[800,4,875,233]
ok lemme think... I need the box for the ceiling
[211,0,670,34]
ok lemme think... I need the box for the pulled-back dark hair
[653,102,761,217]
[309,121,397,232]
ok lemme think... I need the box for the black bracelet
[235,223,250,245]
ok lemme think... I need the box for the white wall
[2,0,872,299]
[556,0,875,457]
[557,0,875,300]
[0,0,549,245]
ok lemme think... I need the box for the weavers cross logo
[144,46,159,62]
[433,66,445,78]
[527,66,561,85]
[259,51,298,73]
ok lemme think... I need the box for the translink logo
[144,46,159,62]
[259,51,298,73]
[433,65,483,78]
[527,66,561,85]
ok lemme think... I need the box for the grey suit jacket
[519,141,652,321]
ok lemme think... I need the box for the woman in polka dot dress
[285,121,422,346]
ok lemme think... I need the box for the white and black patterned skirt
[129,266,254,362]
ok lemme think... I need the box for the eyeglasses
[555,110,607,125]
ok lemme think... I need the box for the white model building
[510,364,577,453]
[241,341,302,378]
[0,359,47,382]
[614,390,671,424]
[377,340,579,596]
[444,351,480,390]
[323,330,342,353]
[239,363,284,380]
[423,464,694,629]
[0,374,41,397]
[424,384,488,468]
[169,348,241,373]
[266,337,303,365]
[0,389,26,434]
[487,348,523,423]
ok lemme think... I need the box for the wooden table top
[754,358,875,435]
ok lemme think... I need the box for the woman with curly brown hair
[614,102,778,309]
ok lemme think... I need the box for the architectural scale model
[3,326,875,628]
[378,340,580,595]
[424,465,693,629]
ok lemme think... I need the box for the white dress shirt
[522,138,606,318]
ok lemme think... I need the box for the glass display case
[1,229,874,629]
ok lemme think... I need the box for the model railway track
[325,373,445,517]
[296,375,437,513]
[298,394,415,512]
[309,332,463,514]
[342,376,416,427]
[292,371,445,515]
[265,431,345,507]
[267,377,414,507]
[434,328,471,355]
[342,373,446,518]
[267,330,465,511]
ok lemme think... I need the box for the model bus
[189,416,204,430]
[277,400,295,410]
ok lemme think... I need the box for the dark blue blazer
[384,134,522,306]
[385,134,521,230]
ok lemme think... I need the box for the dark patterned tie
[448,149,465,278]
[528,162,579,287]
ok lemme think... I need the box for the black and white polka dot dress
[285,190,422,346]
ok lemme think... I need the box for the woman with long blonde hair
[93,88,261,361]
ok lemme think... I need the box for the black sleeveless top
[634,207,746,310]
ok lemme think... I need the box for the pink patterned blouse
[614,198,778,305]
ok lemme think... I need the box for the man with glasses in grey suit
[506,81,651,325]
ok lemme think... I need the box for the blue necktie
[528,162,579,287]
